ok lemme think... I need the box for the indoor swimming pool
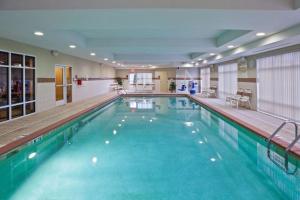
[0,97,299,200]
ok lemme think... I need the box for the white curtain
[218,63,238,99]
[136,73,152,85]
[201,67,210,92]
[257,51,300,121]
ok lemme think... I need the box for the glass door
[55,65,72,106]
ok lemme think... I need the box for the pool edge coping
[0,94,121,156]
[187,95,300,159]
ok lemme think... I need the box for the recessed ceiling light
[34,31,44,36]
[104,58,109,61]
[69,45,76,49]
[227,45,235,49]
[209,53,215,56]
[195,62,199,66]
[117,63,121,66]
[216,55,222,60]
[203,60,208,64]
[256,32,266,37]
[112,61,116,64]
[90,52,96,56]
[182,63,193,68]
[198,58,203,61]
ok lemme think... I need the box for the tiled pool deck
[0,92,120,155]
[0,92,299,158]
[189,95,300,156]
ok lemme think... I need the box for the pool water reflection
[0,97,299,200]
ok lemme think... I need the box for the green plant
[116,77,123,86]
[169,81,176,92]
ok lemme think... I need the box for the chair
[239,96,251,109]
[229,95,242,108]
[178,85,187,92]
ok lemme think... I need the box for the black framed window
[0,67,8,106]
[0,107,9,122]
[26,102,35,115]
[12,104,24,119]
[11,68,24,104]
[25,56,35,68]
[0,51,9,66]
[0,51,36,123]
[11,53,23,67]
[25,68,35,101]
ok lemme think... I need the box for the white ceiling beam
[206,23,300,65]
[0,0,293,10]
[216,30,252,47]
[87,38,214,48]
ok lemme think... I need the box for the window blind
[257,51,300,121]
[218,63,238,99]
[201,67,210,92]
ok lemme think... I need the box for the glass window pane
[26,102,35,115]
[56,86,63,101]
[25,56,35,68]
[12,104,24,119]
[67,85,72,103]
[11,68,24,104]
[11,53,23,67]
[0,51,9,66]
[55,67,63,85]
[0,107,9,122]
[66,67,72,84]
[0,67,8,106]
[25,69,35,101]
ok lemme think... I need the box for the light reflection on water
[0,97,299,200]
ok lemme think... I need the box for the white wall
[0,37,116,113]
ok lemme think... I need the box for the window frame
[0,49,36,123]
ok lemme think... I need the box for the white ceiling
[0,0,300,68]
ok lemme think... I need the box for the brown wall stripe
[37,77,117,83]
[37,78,55,83]
[238,78,257,83]
[168,77,201,80]
[210,78,218,81]
[83,77,116,81]
[117,77,161,80]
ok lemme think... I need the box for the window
[25,68,35,101]
[201,67,210,92]
[128,73,153,85]
[257,51,300,121]
[11,68,23,104]
[0,51,9,66]
[0,67,8,106]
[128,73,135,84]
[218,63,238,99]
[0,50,36,122]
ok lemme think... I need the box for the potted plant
[169,81,176,93]
[116,77,123,86]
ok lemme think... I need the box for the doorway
[159,71,168,92]
[55,65,72,106]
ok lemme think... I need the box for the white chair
[239,96,251,109]
[230,95,242,108]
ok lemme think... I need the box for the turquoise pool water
[0,97,299,200]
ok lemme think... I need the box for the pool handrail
[267,121,299,174]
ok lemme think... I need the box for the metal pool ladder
[266,121,299,174]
